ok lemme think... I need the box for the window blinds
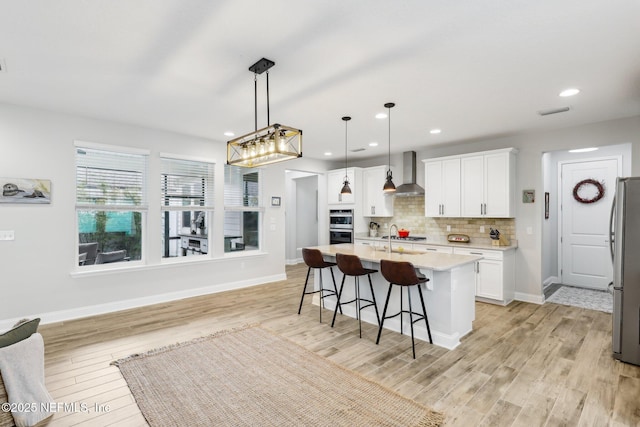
[76,146,148,209]
[161,157,215,208]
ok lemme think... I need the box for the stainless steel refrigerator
[611,177,640,365]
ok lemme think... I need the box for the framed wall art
[1,178,51,204]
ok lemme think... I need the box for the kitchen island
[307,243,482,350]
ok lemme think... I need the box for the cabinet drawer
[412,244,453,254]
[453,247,503,260]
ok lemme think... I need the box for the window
[224,165,262,253]
[76,143,148,267]
[161,156,215,259]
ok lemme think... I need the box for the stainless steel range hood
[395,151,425,196]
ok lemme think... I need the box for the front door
[560,158,619,289]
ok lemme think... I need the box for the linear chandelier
[227,58,302,168]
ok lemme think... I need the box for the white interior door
[560,158,619,289]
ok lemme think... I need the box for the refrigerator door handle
[609,196,616,263]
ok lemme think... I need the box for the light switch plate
[0,230,15,241]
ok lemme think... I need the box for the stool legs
[299,266,341,323]
[376,283,394,345]
[417,285,433,344]
[332,273,380,338]
[376,283,432,359]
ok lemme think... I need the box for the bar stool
[298,248,342,323]
[376,259,433,359]
[331,253,381,338]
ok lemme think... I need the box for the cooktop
[380,236,427,241]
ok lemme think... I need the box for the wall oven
[329,209,353,244]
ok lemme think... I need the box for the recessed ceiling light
[224,131,235,137]
[430,129,442,134]
[559,88,580,97]
[324,152,332,156]
[369,142,378,147]
[375,113,387,119]
[569,147,598,153]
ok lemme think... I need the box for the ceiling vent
[395,151,425,196]
[537,106,570,116]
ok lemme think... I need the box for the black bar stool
[298,248,342,323]
[376,259,433,359]
[331,253,381,338]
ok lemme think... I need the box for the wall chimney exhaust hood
[395,151,425,196]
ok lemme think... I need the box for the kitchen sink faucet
[388,224,398,253]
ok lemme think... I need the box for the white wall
[0,102,323,328]
[349,115,640,302]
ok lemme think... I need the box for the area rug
[112,326,444,427]
[546,285,613,313]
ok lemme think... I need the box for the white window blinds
[224,165,260,208]
[76,146,148,209]
[161,157,215,208]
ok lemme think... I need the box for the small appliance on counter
[489,228,510,246]
[447,234,470,243]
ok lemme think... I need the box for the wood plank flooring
[36,263,640,426]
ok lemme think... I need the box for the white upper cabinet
[363,166,394,217]
[424,158,460,217]
[327,167,360,205]
[461,149,516,218]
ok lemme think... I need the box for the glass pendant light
[383,102,396,193]
[340,116,352,195]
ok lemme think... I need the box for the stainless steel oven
[329,209,353,229]
[329,209,353,244]
[330,229,353,244]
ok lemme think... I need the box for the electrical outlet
[446,225,451,232]
[480,226,485,233]
[0,230,15,241]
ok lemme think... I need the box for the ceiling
[1,1,639,161]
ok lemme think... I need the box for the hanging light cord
[266,70,270,126]
[253,73,258,132]
[387,105,391,169]
[344,119,348,176]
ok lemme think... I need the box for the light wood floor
[38,263,640,426]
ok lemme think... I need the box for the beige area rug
[112,326,444,427]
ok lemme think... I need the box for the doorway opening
[541,143,631,305]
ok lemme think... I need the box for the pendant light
[383,102,396,193]
[340,116,352,195]
[227,58,302,167]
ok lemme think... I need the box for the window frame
[223,164,264,255]
[74,141,149,271]
[160,153,215,262]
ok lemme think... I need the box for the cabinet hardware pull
[471,252,483,255]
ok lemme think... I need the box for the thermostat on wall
[447,234,470,243]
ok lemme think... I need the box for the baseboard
[543,276,559,288]
[0,273,286,331]
[286,257,303,265]
[515,291,545,305]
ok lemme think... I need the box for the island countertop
[307,243,481,271]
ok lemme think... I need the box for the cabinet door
[484,152,510,217]
[461,155,484,217]
[476,259,503,300]
[424,161,443,216]
[441,158,461,217]
[328,169,354,204]
[363,166,393,216]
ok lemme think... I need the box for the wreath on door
[572,178,605,204]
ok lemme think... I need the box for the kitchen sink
[375,246,423,255]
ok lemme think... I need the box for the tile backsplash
[370,196,516,241]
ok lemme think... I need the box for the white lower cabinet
[453,247,515,305]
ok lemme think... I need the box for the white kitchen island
[307,243,482,350]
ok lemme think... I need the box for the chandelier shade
[227,58,302,168]
[227,123,302,167]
